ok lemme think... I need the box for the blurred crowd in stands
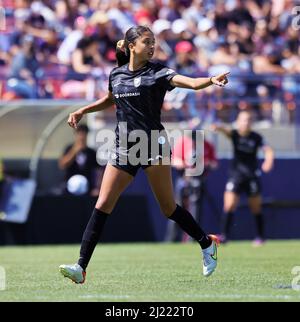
[0,0,299,122]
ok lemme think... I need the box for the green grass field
[0,241,300,302]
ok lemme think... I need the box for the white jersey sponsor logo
[114,92,140,99]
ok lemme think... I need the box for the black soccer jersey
[230,129,264,178]
[108,61,177,138]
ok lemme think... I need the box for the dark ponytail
[116,40,129,67]
[116,25,154,67]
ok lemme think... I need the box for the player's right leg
[220,188,240,243]
[248,194,265,247]
[59,163,134,283]
[145,162,219,277]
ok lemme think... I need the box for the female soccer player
[59,26,229,283]
[212,111,274,245]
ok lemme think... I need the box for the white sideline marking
[0,266,5,291]
[179,294,300,300]
[78,294,131,299]
[31,293,300,301]
[77,293,299,300]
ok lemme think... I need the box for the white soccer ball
[67,175,89,195]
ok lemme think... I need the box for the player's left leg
[144,162,219,277]
[248,194,265,246]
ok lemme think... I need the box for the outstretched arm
[170,72,230,90]
[261,145,274,173]
[210,124,232,139]
[68,91,114,129]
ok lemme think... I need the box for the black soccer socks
[221,211,234,238]
[168,204,211,249]
[254,213,264,239]
[78,208,109,270]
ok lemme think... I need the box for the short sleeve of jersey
[256,133,264,148]
[154,63,178,92]
[231,129,238,142]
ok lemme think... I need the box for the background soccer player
[59,25,229,283]
[211,111,274,246]
[59,124,102,196]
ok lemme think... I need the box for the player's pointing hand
[210,72,230,87]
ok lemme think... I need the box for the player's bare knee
[250,205,261,214]
[160,202,176,217]
[224,205,236,213]
[96,197,115,214]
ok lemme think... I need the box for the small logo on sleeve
[166,69,175,75]
[112,78,121,88]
